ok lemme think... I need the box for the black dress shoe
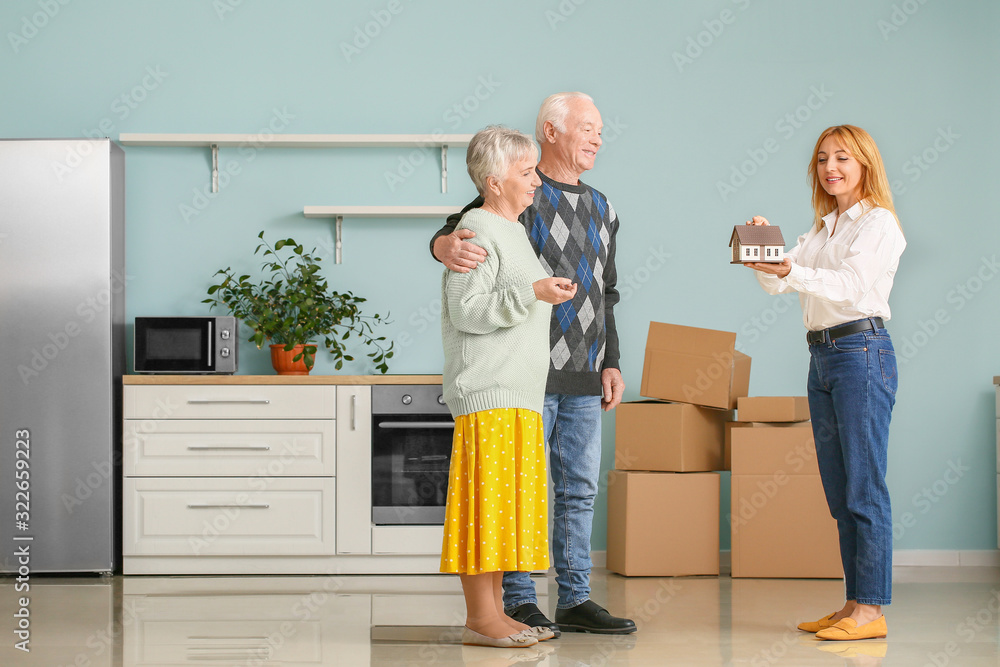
[555,599,637,634]
[507,602,561,638]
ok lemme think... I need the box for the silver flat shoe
[462,627,539,647]
[529,626,555,641]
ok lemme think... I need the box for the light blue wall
[3,0,997,553]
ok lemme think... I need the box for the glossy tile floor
[2,566,999,666]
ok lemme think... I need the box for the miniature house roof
[730,225,785,247]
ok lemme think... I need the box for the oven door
[371,414,454,525]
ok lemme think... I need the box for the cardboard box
[730,424,842,578]
[737,396,810,422]
[730,475,843,578]
[607,471,719,576]
[730,425,818,475]
[724,421,813,471]
[615,401,732,472]
[640,322,751,410]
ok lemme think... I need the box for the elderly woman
[440,125,576,648]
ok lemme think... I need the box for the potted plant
[204,230,393,374]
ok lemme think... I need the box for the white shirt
[756,201,906,331]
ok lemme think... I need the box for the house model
[730,225,785,264]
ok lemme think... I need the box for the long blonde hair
[808,125,901,231]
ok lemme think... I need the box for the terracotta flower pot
[269,343,314,375]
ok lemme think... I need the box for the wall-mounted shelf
[304,206,462,264]
[119,133,473,193]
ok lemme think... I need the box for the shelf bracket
[335,215,343,264]
[210,144,219,193]
[440,144,448,193]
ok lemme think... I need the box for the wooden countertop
[124,374,442,385]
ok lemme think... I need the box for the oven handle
[377,421,455,429]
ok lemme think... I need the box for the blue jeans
[807,322,897,606]
[503,393,603,611]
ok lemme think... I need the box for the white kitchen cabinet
[336,385,372,555]
[122,377,445,575]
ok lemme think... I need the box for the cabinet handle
[187,503,270,509]
[378,421,455,429]
[186,445,271,451]
[187,399,271,404]
[351,394,357,431]
[186,648,271,660]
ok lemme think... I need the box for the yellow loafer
[815,615,887,641]
[797,612,837,633]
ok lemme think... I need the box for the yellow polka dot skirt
[440,408,549,575]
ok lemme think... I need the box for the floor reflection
[0,567,997,666]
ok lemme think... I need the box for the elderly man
[430,92,635,636]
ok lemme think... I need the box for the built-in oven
[371,385,453,525]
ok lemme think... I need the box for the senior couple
[435,92,633,647]
[438,92,904,648]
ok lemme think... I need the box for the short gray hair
[535,91,594,143]
[466,125,538,196]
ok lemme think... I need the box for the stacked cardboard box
[606,323,749,577]
[730,397,843,578]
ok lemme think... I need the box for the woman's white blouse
[756,201,906,332]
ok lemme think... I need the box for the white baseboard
[892,549,1000,567]
[590,549,1000,571]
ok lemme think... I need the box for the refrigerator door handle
[186,399,271,404]
[187,503,270,509]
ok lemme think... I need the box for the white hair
[535,91,594,143]
[466,125,538,196]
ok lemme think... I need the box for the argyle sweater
[434,170,621,396]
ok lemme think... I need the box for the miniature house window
[766,248,771,257]
[754,248,759,257]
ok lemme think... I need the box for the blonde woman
[745,125,905,641]
[440,126,576,648]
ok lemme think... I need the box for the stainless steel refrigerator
[0,139,124,573]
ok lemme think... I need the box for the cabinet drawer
[124,478,336,556]
[124,385,336,420]
[125,420,335,476]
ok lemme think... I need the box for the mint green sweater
[441,208,553,418]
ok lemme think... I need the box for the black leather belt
[806,317,884,346]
